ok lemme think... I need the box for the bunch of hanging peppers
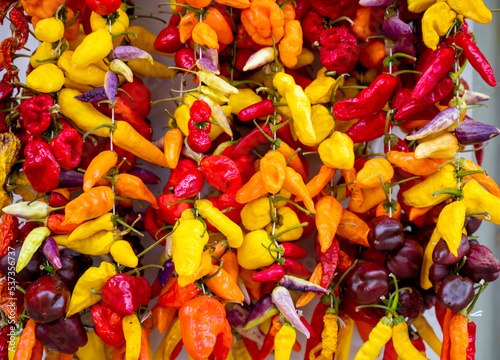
[1,0,500,359]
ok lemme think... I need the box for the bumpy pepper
[273,72,316,146]
[265,206,303,241]
[354,317,393,360]
[66,261,116,317]
[192,22,219,50]
[23,140,61,193]
[102,274,150,315]
[63,187,115,225]
[421,3,456,50]
[316,196,343,253]
[195,199,243,248]
[357,158,394,188]
[319,26,360,74]
[15,226,50,272]
[274,323,296,360]
[34,17,64,42]
[241,0,285,45]
[72,29,113,68]
[305,68,344,105]
[283,166,316,214]
[318,132,354,170]
[237,230,278,269]
[91,303,125,347]
[279,21,303,68]
[19,94,53,136]
[115,174,159,209]
[447,0,492,24]
[171,219,209,277]
[402,164,458,208]
[26,63,65,93]
[49,129,83,170]
[241,197,272,231]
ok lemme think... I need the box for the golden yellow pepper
[241,197,272,231]
[318,132,354,170]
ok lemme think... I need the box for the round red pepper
[49,129,83,170]
[23,140,61,193]
[19,94,53,136]
[85,0,121,16]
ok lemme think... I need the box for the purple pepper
[157,259,174,286]
[74,87,107,103]
[59,170,84,188]
[237,277,251,305]
[41,237,62,270]
[226,304,265,346]
[359,0,395,6]
[128,167,162,184]
[104,71,119,102]
[243,294,279,330]
[112,46,153,63]
[271,286,310,338]
[382,16,413,40]
[463,245,500,283]
[406,107,460,140]
[278,275,327,293]
[196,58,220,75]
[202,48,219,69]
[463,90,490,104]
[123,211,145,231]
[394,37,416,59]
[455,117,500,145]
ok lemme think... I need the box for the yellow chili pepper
[26,63,64,93]
[199,85,230,104]
[72,29,113,67]
[91,8,129,33]
[275,324,296,360]
[420,226,441,290]
[357,158,394,189]
[461,159,500,197]
[305,68,343,104]
[76,330,107,360]
[110,240,138,268]
[337,315,355,360]
[318,132,354,170]
[241,197,272,231]
[415,133,459,159]
[192,22,219,49]
[421,2,456,50]
[195,199,244,248]
[274,72,317,146]
[392,319,428,360]
[402,164,458,208]
[178,250,213,287]
[407,0,435,13]
[123,314,141,360]
[319,308,338,359]
[127,59,175,79]
[171,219,209,277]
[237,230,277,269]
[265,206,303,241]
[68,213,113,242]
[54,231,116,256]
[447,0,492,24]
[30,42,58,68]
[34,17,64,42]
[461,179,500,225]
[436,201,466,256]
[58,51,106,87]
[232,339,252,360]
[162,318,182,359]
[353,317,393,360]
[309,104,335,146]
[412,314,442,356]
[292,48,315,70]
[66,261,116,317]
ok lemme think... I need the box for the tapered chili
[346,111,391,143]
[228,123,273,159]
[281,243,307,259]
[251,264,285,282]
[238,100,275,122]
[454,33,496,86]
[320,238,339,289]
[282,258,309,277]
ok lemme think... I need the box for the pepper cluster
[0,0,500,359]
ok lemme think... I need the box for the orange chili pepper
[375,201,402,221]
[241,0,285,46]
[30,339,44,360]
[186,0,212,7]
[115,173,159,209]
[138,327,152,360]
[278,0,296,24]
[221,251,239,283]
[279,20,303,68]
[164,128,183,169]
[357,158,394,189]
[260,150,287,194]
[239,268,262,301]
[441,308,454,360]
[461,159,500,197]
[209,240,229,261]
[205,7,234,45]
[235,171,268,204]
[152,304,176,334]
[58,353,75,360]
[258,315,283,359]
[283,167,316,214]
[179,12,199,43]
[359,39,386,69]
[409,205,433,222]
[298,165,336,201]
[388,151,442,176]
[350,7,382,41]
[62,186,115,225]
[13,319,37,360]
[336,210,370,247]
[277,141,308,181]
[296,263,323,307]
[401,119,430,130]
[341,167,364,206]
[47,213,82,234]
[192,22,219,49]
[316,196,343,253]
[449,312,468,360]
[348,185,387,213]
[205,265,245,302]
[213,0,250,9]
[83,150,117,192]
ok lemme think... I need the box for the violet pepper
[278,275,327,293]
[104,71,119,102]
[243,294,279,329]
[382,15,412,40]
[40,237,62,270]
[454,117,500,145]
[128,167,162,184]
[112,46,153,63]
[463,90,490,104]
[406,107,460,140]
[158,259,175,286]
[226,304,265,346]
[271,286,311,338]
[196,58,219,75]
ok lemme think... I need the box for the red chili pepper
[190,100,212,123]
[49,129,83,171]
[466,320,476,360]
[412,336,426,354]
[173,168,205,199]
[320,237,339,289]
[281,243,307,259]
[232,153,255,184]
[304,301,329,359]
[412,47,456,100]
[238,100,275,122]
[228,123,273,159]
[285,69,314,89]
[102,274,151,315]
[23,140,61,193]
[91,303,126,346]
[384,135,409,153]
[200,155,242,198]
[383,339,398,360]
[171,340,184,360]
[294,0,312,20]
[241,337,260,359]
[47,214,81,234]
[174,47,197,71]
[251,264,285,282]
[312,0,357,19]
[165,159,199,192]
[85,0,121,16]
[303,10,325,44]
[454,33,496,86]
[157,193,193,225]
[319,26,360,74]
[334,74,398,121]
[0,214,18,258]
[154,24,184,54]
[394,76,454,121]
[158,280,202,308]
[282,258,309,277]
[113,98,152,139]
[213,320,233,360]
[19,94,53,136]
[118,82,151,119]
[345,111,391,143]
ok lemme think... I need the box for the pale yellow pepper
[241,197,272,231]
[318,132,354,170]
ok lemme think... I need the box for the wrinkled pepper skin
[171,219,209,277]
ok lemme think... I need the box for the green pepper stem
[391,70,422,77]
[150,97,184,106]
[272,196,310,215]
[129,14,166,24]
[184,137,203,164]
[467,282,488,315]
[64,9,80,28]
[90,288,101,296]
[382,52,416,68]
[388,175,420,187]
[270,222,308,240]
[460,143,488,152]
[332,259,358,292]
[455,170,486,177]
[285,147,301,165]
[111,31,137,39]
[432,189,463,197]
[155,225,174,240]
[230,80,264,88]
[82,123,116,142]
[137,228,175,259]
[168,66,199,75]
[114,216,144,237]
[465,211,490,219]
[198,259,224,284]
[261,242,284,265]
[125,264,165,274]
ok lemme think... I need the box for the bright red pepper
[187,129,212,153]
[229,123,273,159]
[251,264,285,282]
[346,111,391,143]
[213,320,233,360]
[235,49,254,72]
[102,274,151,316]
[238,100,275,122]
[174,47,197,71]
[165,159,199,192]
[0,214,18,258]
[23,140,61,193]
[173,168,205,199]
[235,25,265,51]
[49,129,83,170]
[282,258,309,277]
[47,214,81,234]
[190,99,212,123]
[113,97,152,140]
[200,156,242,199]
[91,302,126,346]
[216,193,244,224]
[118,82,151,119]
[154,24,184,54]
[19,94,53,136]
[241,337,260,359]
[85,0,121,15]
[334,74,398,121]
[454,33,496,86]
[281,243,307,259]
[466,320,476,360]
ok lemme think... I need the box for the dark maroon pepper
[35,314,88,354]
[345,261,390,305]
[398,287,423,320]
[432,234,470,265]
[368,215,405,252]
[462,244,500,283]
[385,239,423,279]
[438,275,474,310]
[24,274,70,324]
